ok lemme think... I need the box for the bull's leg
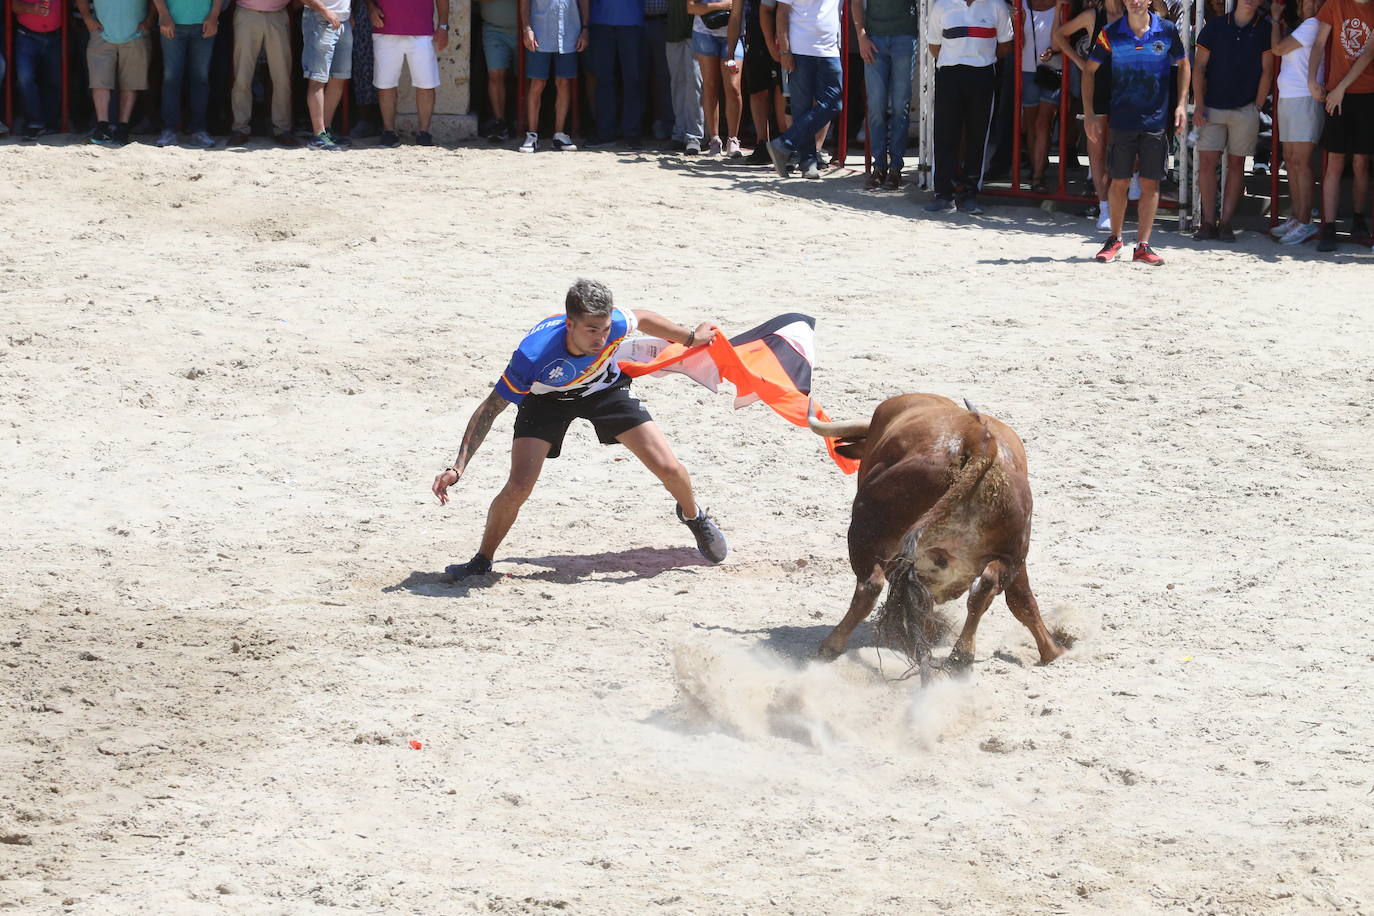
[948,560,1008,671]
[1004,565,1066,665]
[818,564,886,661]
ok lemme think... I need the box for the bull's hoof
[816,641,844,662]
[945,648,975,673]
[1037,643,1068,666]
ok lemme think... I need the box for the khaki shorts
[1197,103,1259,156]
[86,33,151,91]
[1278,96,1324,145]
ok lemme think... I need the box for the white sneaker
[708,135,722,156]
[1269,217,1298,238]
[155,129,177,148]
[1096,202,1111,231]
[519,131,538,153]
[189,130,216,149]
[684,137,701,155]
[1279,222,1319,246]
[552,131,576,151]
[725,136,742,158]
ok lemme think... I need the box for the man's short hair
[565,279,614,319]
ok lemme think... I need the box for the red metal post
[1055,1,1068,194]
[5,0,14,127]
[835,0,850,166]
[1011,0,1024,191]
[60,1,69,131]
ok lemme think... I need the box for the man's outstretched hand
[432,468,459,504]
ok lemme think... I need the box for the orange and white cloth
[617,313,859,474]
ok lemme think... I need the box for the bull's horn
[807,398,870,439]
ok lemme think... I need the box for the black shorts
[1108,129,1167,181]
[1320,91,1374,155]
[512,378,652,459]
[744,40,781,96]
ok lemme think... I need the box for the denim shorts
[691,29,743,61]
[1021,71,1061,108]
[301,9,352,82]
[527,49,577,80]
[483,26,517,70]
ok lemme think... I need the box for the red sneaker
[1094,236,1123,262]
[1133,242,1165,266]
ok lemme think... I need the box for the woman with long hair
[1269,0,1325,244]
[1022,0,1065,193]
[1058,0,1124,228]
[687,0,745,156]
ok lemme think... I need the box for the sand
[2,139,1372,914]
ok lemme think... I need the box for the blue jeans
[781,53,842,167]
[15,27,62,130]
[588,23,644,141]
[161,24,216,133]
[863,34,915,173]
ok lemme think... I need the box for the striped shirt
[928,0,1013,68]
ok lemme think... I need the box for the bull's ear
[835,438,868,460]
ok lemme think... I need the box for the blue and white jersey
[494,308,639,404]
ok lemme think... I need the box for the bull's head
[807,399,870,461]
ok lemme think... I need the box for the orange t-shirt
[1319,0,1374,93]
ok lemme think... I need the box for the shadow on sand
[385,545,708,597]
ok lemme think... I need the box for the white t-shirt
[1021,5,1058,72]
[929,0,1014,69]
[317,0,352,19]
[1276,17,1323,98]
[785,0,842,57]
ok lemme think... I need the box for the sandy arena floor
[2,140,1372,914]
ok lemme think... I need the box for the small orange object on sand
[409,740,423,750]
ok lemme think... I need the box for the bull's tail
[873,414,998,684]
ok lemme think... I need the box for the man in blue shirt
[1192,0,1272,241]
[432,279,728,579]
[586,0,646,147]
[1083,0,1190,265]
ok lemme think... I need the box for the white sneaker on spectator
[708,135,722,156]
[685,138,701,155]
[725,136,742,158]
[552,131,576,151]
[1128,174,1141,201]
[155,129,177,148]
[1096,201,1111,231]
[520,131,538,153]
[1269,217,1298,238]
[1279,222,1319,246]
[189,130,216,149]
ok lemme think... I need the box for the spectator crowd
[4,0,1373,255]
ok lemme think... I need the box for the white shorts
[373,34,440,90]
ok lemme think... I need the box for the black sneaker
[677,504,728,564]
[446,553,493,580]
[744,145,771,165]
[493,121,512,142]
[378,129,400,148]
[112,123,131,144]
[416,130,435,147]
[90,121,113,144]
[1317,223,1338,252]
[325,127,352,147]
[1354,212,1369,238]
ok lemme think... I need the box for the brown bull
[808,394,1065,677]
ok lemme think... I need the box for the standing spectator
[519,0,586,150]
[13,0,65,140]
[1269,0,1324,244]
[1021,0,1063,194]
[666,0,705,152]
[587,0,646,147]
[644,0,674,139]
[150,0,222,148]
[853,0,917,189]
[732,0,787,163]
[478,0,518,140]
[1191,0,1273,241]
[368,0,448,146]
[1084,0,1188,264]
[1309,0,1374,250]
[1058,0,1122,229]
[227,0,297,146]
[77,0,153,144]
[923,0,1013,211]
[764,0,842,179]
[688,0,743,156]
[299,0,354,149]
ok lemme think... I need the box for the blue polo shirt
[1089,13,1185,132]
[1197,13,1271,110]
[590,0,644,26]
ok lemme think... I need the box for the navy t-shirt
[1197,13,1272,110]
[1090,13,1186,132]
